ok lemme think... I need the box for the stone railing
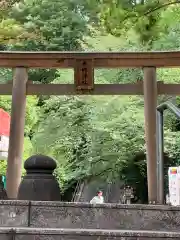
[1,200,180,231]
[0,228,180,240]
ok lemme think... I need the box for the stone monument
[123,186,134,204]
[18,154,61,201]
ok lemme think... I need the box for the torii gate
[1,51,180,203]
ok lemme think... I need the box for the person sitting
[90,190,104,204]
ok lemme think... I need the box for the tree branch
[115,0,180,25]
[144,1,180,16]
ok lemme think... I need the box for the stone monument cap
[24,154,57,171]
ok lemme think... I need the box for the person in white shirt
[90,190,104,204]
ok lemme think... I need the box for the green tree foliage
[0,0,41,45]
[6,0,93,83]
[98,0,180,45]
[10,0,89,51]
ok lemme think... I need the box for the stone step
[1,200,180,231]
[0,227,180,240]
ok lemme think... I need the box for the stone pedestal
[17,155,61,201]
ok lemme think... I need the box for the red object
[0,109,10,136]
[170,169,177,174]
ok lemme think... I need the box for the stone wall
[0,228,180,240]
[0,200,29,227]
[1,200,180,231]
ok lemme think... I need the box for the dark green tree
[8,0,91,83]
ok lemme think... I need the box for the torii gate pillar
[143,67,158,204]
[6,68,27,199]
